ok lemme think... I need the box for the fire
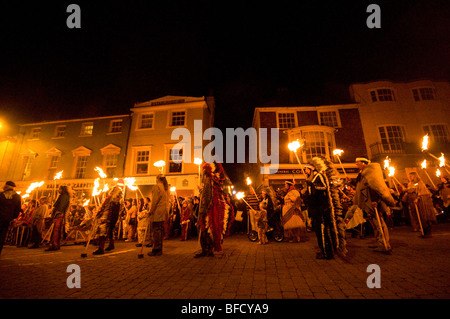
[26,181,44,194]
[333,149,344,156]
[421,134,429,151]
[92,178,101,196]
[170,186,176,192]
[236,192,245,200]
[194,157,202,165]
[246,177,252,185]
[124,177,138,191]
[436,168,441,177]
[388,166,395,177]
[438,153,445,168]
[83,199,90,207]
[54,170,63,180]
[421,159,427,169]
[384,156,391,169]
[94,167,107,178]
[288,139,301,152]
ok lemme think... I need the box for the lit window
[288,126,335,163]
[318,111,339,127]
[75,156,89,179]
[135,150,150,175]
[139,113,154,129]
[80,122,93,136]
[168,148,183,173]
[54,126,66,138]
[412,88,436,101]
[30,128,41,139]
[370,89,395,102]
[378,126,406,152]
[277,112,296,129]
[170,111,186,127]
[109,120,122,133]
[423,124,449,143]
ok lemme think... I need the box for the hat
[5,181,16,187]
[116,179,125,188]
[355,157,371,164]
[285,181,294,186]
[303,164,315,171]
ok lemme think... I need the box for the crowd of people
[0,157,449,260]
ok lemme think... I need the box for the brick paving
[1,223,449,300]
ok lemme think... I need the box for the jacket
[149,182,169,222]
[0,189,22,224]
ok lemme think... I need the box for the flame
[246,177,252,185]
[22,194,30,199]
[333,149,344,156]
[384,156,391,169]
[236,192,245,200]
[421,159,427,169]
[170,186,176,192]
[153,160,166,168]
[436,168,441,177]
[92,178,101,196]
[94,167,107,178]
[26,181,44,194]
[194,157,203,165]
[54,170,63,180]
[388,166,395,177]
[83,199,90,207]
[288,139,301,152]
[124,177,138,191]
[438,153,445,168]
[102,183,110,193]
[421,134,429,151]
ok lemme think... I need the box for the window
[80,122,93,136]
[47,155,60,180]
[170,111,186,127]
[30,128,41,139]
[168,148,183,173]
[423,124,449,144]
[109,120,123,133]
[413,88,436,101]
[370,89,395,102]
[139,113,154,129]
[105,154,119,177]
[22,156,33,180]
[378,126,406,153]
[75,156,89,179]
[287,125,335,163]
[277,112,296,129]
[135,150,150,175]
[318,110,340,127]
[54,125,66,138]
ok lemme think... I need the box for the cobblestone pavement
[1,224,449,300]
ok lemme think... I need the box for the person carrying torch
[353,157,395,254]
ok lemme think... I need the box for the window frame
[167,109,187,128]
[369,88,396,102]
[317,109,341,128]
[136,112,155,131]
[80,122,94,137]
[276,111,297,129]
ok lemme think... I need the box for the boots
[105,238,114,251]
[93,236,105,255]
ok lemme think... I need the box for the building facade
[252,103,367,189]
[350,80,450,184]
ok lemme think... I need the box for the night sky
[0,0,449,183]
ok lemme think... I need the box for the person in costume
[0,181,22,255]
[404,172,437,237]
[148,175,170,256]
[353,157,395,253]
[28,196,49,248]
[195,162,234,258]
[92,186,124,255]
[303,156,347,259]
[46,185,72,251]
[180,198,193,241]
[281,181,305,243]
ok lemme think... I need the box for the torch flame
[388,166,395,177]
[170,186,176,192]
[194,157,203,165]
[246,177,252,185]
[54,170,63,180]
[236,192,245,200]
[421,134,429,151]
[153,160,166,168]
[384,156,391,169]
[436,168,441,177]
[288,140,301,152]
[421,159,427,169]
[95,167,107,178]
[83,199,90,207]
[92,178,101,196]
[333,149,344,156]
[124,177,138,191]
[439,153,445,168]
[26,181,44,194]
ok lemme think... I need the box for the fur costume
[305,156,346,259]
[197,162,234,255]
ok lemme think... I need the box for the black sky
[0,0,449,183]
